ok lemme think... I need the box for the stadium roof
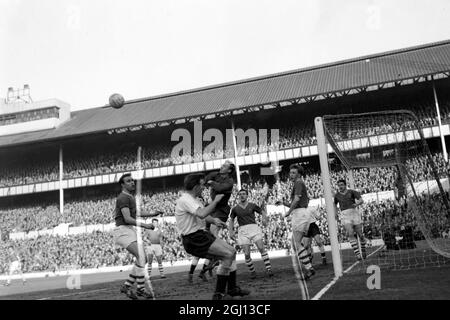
[2,39,450,148]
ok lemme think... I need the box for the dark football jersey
[205,171,234,221]
[290,179,309,209]
[115,192,137,226]
[334,189,361,211]
[230,202,262,226]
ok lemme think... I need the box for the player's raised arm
[194,194,225,218]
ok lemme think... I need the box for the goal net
[318,110,450,274]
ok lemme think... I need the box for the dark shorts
[306,223,321,238]
[182,230,216,259]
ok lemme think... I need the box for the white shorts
[146,244,163,257]
[341,208,362,225]
[112,225,137,249]
[291,208,311,234]
[9,261,21,273]
[238,224,263,246]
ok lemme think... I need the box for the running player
[145,218,166,279]
[4,246,26,286]
[112,173,163,299]
[229,189,273,278]
[278,164,315,279]
[303,208,327,265]
[176,173,250,300]
[334,179,366,260]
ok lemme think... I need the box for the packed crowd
[2,100,450,187]
[0,222,198,274]
[3,192,449,274]
[0,161,58,188]
[1,152,449,237]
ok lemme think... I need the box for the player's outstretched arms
[195,194,225,218]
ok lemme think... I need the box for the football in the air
[109,93,125,109]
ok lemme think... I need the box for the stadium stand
[1,97,450,187]
[1,41,450,279]
[2,193,443,273]
[1,152,448,237]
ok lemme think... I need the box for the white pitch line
[311,245,385,300]
[311,276,340,301]
[343,244,385,274]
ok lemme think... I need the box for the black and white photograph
[1,0,450,311]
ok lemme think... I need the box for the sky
[1,0,450,111]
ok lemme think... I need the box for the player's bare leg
[255,239,273,277]
[156,255,166,278]
[292,230,315,279]
[354,224,367,259]
[207,238,250,300]
[198,259,210,282]
[345,224,362,260]
[242,244,257,278]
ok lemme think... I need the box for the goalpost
[315,110,450,276]
[315,117,343,279]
